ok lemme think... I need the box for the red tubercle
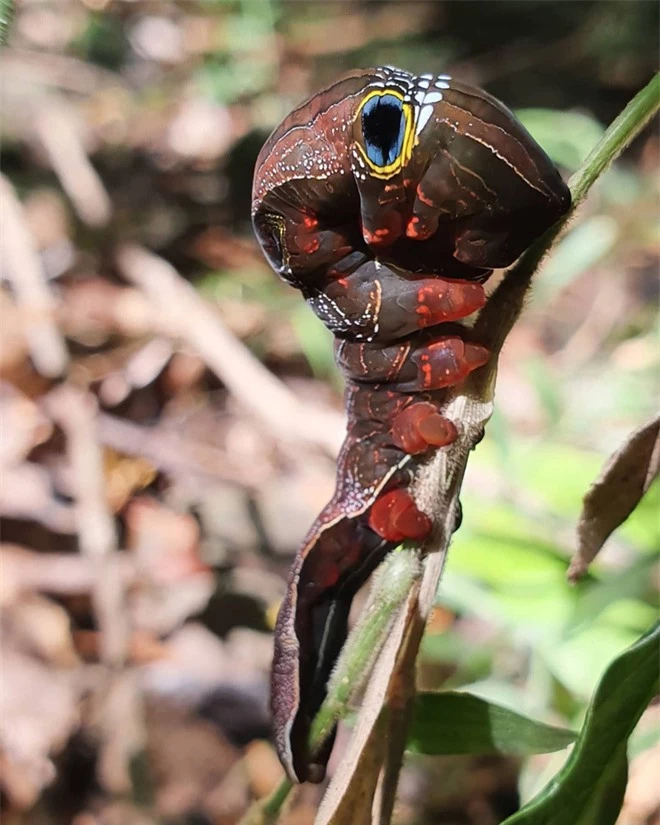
[368,489,432,543]
[391,402,458,454]
[415,281,487,327]
[462,342,490,369]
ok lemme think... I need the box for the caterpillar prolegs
[252,66,570,782]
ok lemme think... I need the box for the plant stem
[569,73,659,205]
[309,547,421,748]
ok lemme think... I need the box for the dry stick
[34,99,112,227]
[44,387,144,796]
[0,46,124,95]
[0,543,136,603]
[116,244,345,455]
[244,72,660,825]
[0,174,69,378]
[44,387,128,666]
[97,411,261,491]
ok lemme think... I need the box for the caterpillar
[251,66,570,783]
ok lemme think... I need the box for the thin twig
[0,46,125,95]
[43,386,146,795]
[43,386,128,666]
[0,174,69,378]
[97,411,262,491]
[116,244,345,455]
[35,99,112,227]
[0,543,136,605]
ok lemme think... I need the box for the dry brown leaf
[569,411,660,582]
[103,450,158,512]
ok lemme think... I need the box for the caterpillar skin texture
[252,66,570,783]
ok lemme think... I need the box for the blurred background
[0,1,658,823]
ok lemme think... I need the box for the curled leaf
[569,412,660,582]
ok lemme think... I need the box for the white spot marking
[423,91,443,104]
[415,104,434,137]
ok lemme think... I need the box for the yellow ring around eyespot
[354,89,414,180]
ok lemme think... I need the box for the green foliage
[408,692,576,756]
[501,622,659,824]
[517,109,605,172]
[0,0,13,47]
[74,13,128,70]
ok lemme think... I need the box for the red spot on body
[303,215,318,229]
[362,212,402,247]
[303,238,320,254]
[416,186,435,207]
[368,489,432,542]
[406,215,430,240]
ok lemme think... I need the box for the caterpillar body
[252,66,570,782]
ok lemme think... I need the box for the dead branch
[0,174,69,378]
[0,543,136,606]
[43,387,128,666]
[43,386,146,795]
[116,244,345,455]
[96,412,262,491]
[34,99,111,227]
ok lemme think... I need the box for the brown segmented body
[252,66,570,782]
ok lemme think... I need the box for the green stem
[569,72,659,205]
[309,547,421,748]
[260,777,294,820]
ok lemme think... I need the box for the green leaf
[407,691,576,756]
[516,109,605,171]
[502,621,660,824]
[567,554,658,635]
[0,0,14,46]
[532,215,618,306]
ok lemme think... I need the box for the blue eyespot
[361,94,406,168]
